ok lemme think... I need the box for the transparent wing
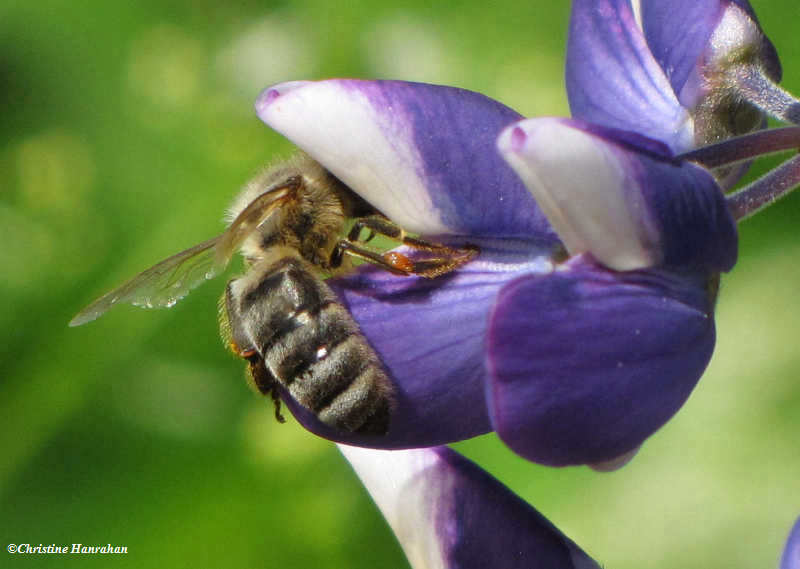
[69,237,221,327]
[70,178,300,327]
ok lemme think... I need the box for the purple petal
[499,117,738,274]
[282,240,555,448]
[643,0,781,107]
[486,255,716,466]
[641,155,737,273]
[257,79,557,241]
[587,445,641,472]
[782,517,800,569]
[639,0,725,99]
[339,445,601,569]
[566,0,692,151]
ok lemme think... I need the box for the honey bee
[70,153,478,435]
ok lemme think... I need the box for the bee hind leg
[223,279,286,424]
[269,388,286,424]
[247,356,286,424]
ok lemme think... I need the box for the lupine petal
[639,0,724,99]
[498,117,661,271]
[587,445,641,472]
[281,240,557,448]
[641,0,781,104]
[498,117,738,274]
[339,445,601,569]
[256,79,556,241]
[486,255,716,466]
[566,0,693,152]
[782,517,800,569]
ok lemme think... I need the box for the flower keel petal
[487,256,716,466]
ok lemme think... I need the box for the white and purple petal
[486,255,717,466]
[498,117,737,274]
[256,79,557,241]
[339,445,601,569]
[566,0,693,152]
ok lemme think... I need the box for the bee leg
[270,389,286,424]
[247,356,286,424]
[336,215,480,278]
[346,215,399,242]
[356,216,479,263]
[346,215,388,243]
[333,240,416,276]
[328,217,384,269]
[389,243,479,278]
[329,242,345,269]
[223,279,286,424]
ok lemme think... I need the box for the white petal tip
[509,125,527,153]
[255,80,313,119]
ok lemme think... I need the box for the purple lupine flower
[253,1,800,468]
[567,0,796,189]
[567,0,784,150]
[339,444,601,569]
[255,78,732,468]
[492,117,738,466]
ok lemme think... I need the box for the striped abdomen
[224,256,394,435]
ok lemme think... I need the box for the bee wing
[213,179,299,267]
[69,236,221,327]
[70,178,299,328]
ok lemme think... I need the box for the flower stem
[727,154,800,221]
[731,64,800,124]
[678,127,800,168]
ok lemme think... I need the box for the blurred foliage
[1,1,798,568]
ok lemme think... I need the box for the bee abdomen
[265,302,394,435]
[316,362,393,435]
[236,257,394,435]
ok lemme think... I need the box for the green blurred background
[1,1,798,567]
